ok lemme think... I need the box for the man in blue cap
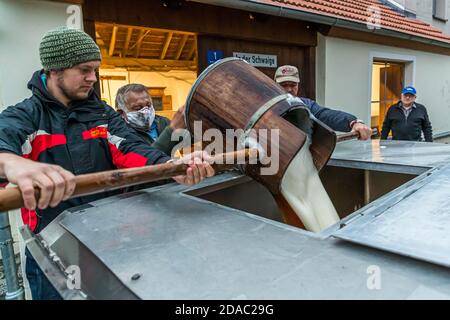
[381,86,433,142]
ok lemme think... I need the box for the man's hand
[172,150,215,186]
[351,122,372,140]
[170,105,186,130]
[0,153,76,210]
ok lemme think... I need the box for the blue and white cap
[402,86,417,95]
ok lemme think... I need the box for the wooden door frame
[378,62,404,132]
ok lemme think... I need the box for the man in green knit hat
[0,27,214,300]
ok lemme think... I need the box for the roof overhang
[190,0,450,49]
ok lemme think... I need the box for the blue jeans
[25,249,62,300]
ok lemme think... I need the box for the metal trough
[20,140,450,299]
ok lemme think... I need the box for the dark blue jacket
[0,70,170,232]
[300,97,357,132]
[381,101,433,142]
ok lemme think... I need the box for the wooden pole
[0,149,258,212]
[336,131,360,142]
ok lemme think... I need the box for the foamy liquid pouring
[280,139,340,233]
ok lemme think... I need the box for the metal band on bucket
[243,94,290,132]
[237,94,294,174]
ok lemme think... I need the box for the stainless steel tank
[21,140,450,299]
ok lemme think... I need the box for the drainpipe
[0,211,24,300]
[190,0,450,49]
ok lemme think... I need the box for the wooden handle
[336,131,360,142]
[336,128,377,142]
[0,149,258,212]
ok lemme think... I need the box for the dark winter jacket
[300,97,357,132]
[129,114,170,145]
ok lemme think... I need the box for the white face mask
[126,105,156,132]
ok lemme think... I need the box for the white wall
[315,33,327,105]
[416,0,450,36]
[316,35,450,135]
[0,0,81,110]
[0,0,80,299]
[99,69,197,113]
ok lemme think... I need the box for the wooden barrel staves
[184,57,336,194]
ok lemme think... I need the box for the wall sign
[207,50,224,65]
[233,52,277,68]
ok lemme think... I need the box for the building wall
[83,0,319,98]
[316,35,450,135]
[0,0,81,111]
[386,0,450,35]
[0,1,81,298]
[315,34,327,108]
[416,0,450,35]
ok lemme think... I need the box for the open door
[371,62,404,136]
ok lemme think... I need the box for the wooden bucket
[185,58,336,194]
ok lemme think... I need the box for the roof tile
[254,0,450,43]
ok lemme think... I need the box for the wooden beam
[85,3,317,47]
[175,34,189,60]
[102,56,197,70]
[100,48,108,57]
[187,36,197,61]
[100,75,127,81]
[122,27,133,57]
[108,25,118,57]
[95,31,105,46]
[96,22,195,36]
[132,29,148,58]
[160,31,173,60]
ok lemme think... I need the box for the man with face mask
[116,85,188,188]
[116,84,171,145]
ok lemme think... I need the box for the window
[380,0,417,17]
[148,87,172,112]
[433,0,448,21]
[386,0,405,11]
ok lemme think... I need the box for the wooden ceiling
[96,22,197,71]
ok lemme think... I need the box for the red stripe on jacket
[21,208,38,232]
[83,127,149,168]
[108,143,148,168]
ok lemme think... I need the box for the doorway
[371,61,404,136]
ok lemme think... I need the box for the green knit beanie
[39,27,101,70]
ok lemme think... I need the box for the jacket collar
[397,101,417,109]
